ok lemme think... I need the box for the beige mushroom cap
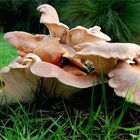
[30,61,100,89]
[88,26,111,41]
[75,42,140,59]
[37,4,69,38]
[0,55,40,105]
[45,22,69,38]
[74,42,140,74]
[37,4,59,23]
[33,37,65,67]
[33,37,87,69]
[63,26,111,46]
[4,31,47,57]
[61,44,87,70]
[108,59,140,106]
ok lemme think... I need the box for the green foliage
[0,33,18,68]
[53,0,140,42]
[0,0,40,33]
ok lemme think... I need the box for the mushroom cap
[33,37,65,67]
[75,42,140,60]
[64,26,111,46]
[33,37,87,69]
[37,4,59,23]
[37,4,69,38]
[4,31,47,56]
[0,56,40,105]
[61,45,87,70]
[108,60,140,106]
[88,26,111,41]
[74,42,140,74]
[45,22,69,38]
[30,61,100,89]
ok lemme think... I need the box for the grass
[0,33,18,68]
[0,33,140,139]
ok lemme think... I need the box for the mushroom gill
[74,42,140,75]
[0,55,41,105]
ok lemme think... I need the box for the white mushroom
[108,58,140,106]
[74,42,140,75]
[0,54,41,105]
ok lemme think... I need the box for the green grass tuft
[0,33,18,68]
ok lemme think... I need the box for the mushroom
[74,42,140,75]
[108,58,140,105]
[61,44,87,70]
[4,31,47,57]
[32,36,87,70]
[0,54,41,105]
[37,4,69,38]
[33,37,65,67]
[37,4,59,23]
[30,61,100,97]
[60,26,111,47]
[4,31,87,70]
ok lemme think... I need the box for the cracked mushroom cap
[30,61,100,96]
[62,26,111,46]
[108,58,140,106]
[37,4,69,38]
[4,31,47,57]
[0,55,41,105]
[74,42,140,74]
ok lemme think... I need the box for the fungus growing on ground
[74,42,140,75]
[37,4,69,38]
[2,3,140,106]
[60,26,111,46]
[108,58,140,105]
[0,54,41,105]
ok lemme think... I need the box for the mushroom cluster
[1,4,140,106]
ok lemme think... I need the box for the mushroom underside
[108,61,140,105]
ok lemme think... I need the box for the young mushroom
[37,4,69,38]
[74,42,140,75]
[0,54,41,105]
[60,26,111,47]
[108,58,140,106]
